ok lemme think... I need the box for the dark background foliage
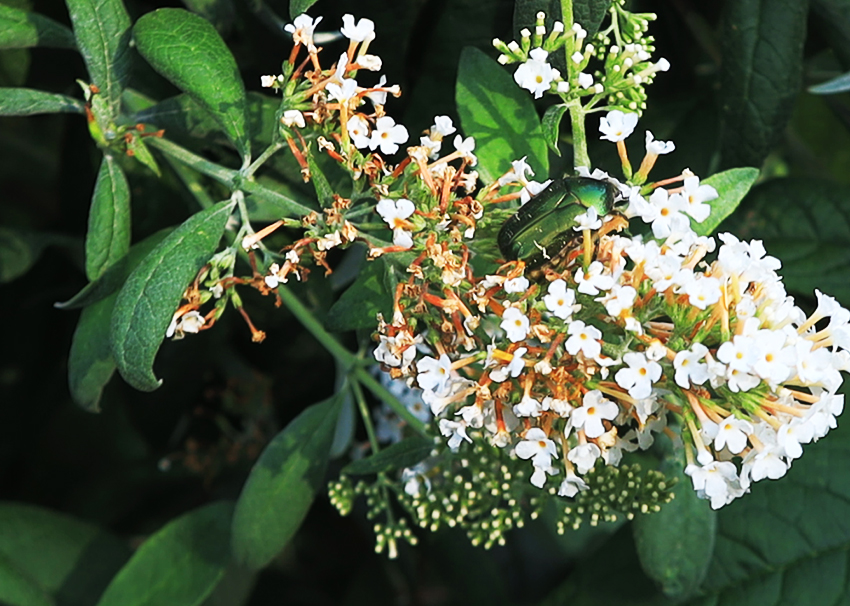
[3,0,850,604]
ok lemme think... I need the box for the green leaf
[182,0,236,34]
[456,46,549,183]
[110,199,235,391]
[633,459,716,599]
[0,5,76,50]
[86,154,131,281]
[69,296,117,412]
[0,503,131,606]
[57,228,172,310]
[232,395,342,570]
[812,0,850,70]
[692,167,760,236]
[541,524,672,606]
[573,0,613,38]
[342,436,434,476]
[724,177,850,304]
[0,227,45,283]
[326,256,394,331]
[96,502,233,606]
[542,103,568,156]
[513,0,611,40]
[0,87,84,116]
[65,0,132,120]
[718,0,808,168]
[289,0,319,20]
[809,70,850,95]
[133,8,250,160]
[306,152,333,207]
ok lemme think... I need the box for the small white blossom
[599,110,639,142]
[573,207,603,231]
[281,109,306,128]
[645,131,675,155]
[340,14,375,42]
[504,276,530,293]
[375,197,415,249]
[501,307,530,342]
[453,135,478,165]
[347,114,371,148]
[714,416,753,454]
[369,116,409,155]
[513,48,555,99]
[568,443,601,474]
[565,320,602,358]
[673,343,710,388]
[570,390,618,438]
[417,354,453,395]
[615,352,662,400]
[543,279,578,320]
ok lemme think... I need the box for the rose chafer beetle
[497,177,618,269]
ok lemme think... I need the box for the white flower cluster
[374,108,849,511]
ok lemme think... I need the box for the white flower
[681,176,716,223]
[568,443,601,474]
[748,445,789,482]
[166,310,205,339]
[575,261,614,295]
[284,14,322,49]
[516,427,557,466]
[596,284,636,317]
[577,72,593,88]
[599,110,639,142]
[558,470,589,497]
[402,464,431,497]
[646,188,689,239]
[456,404,485,428]
[340,14,375,42]
[751,329,793,384]
[439,419,472,451]
[686,461,739,509]
[357,54,382,71]
[431,115,456,137]
[375,197,415,249]
[417,354,452,395]
[714,416,753,454]
[499,156,535,185]
[717,335,758,373]
[347,114,371,148]
[326,78,358,104]
[261,74,283,88]
[505,347,527,378]
[683,276,721,310]
[572,207,603,231]
[374,334,417,369]
[504,276,530,293]
[570,390,618,438]
[614,352,662,400]
[513,395,544,418]
[776,419,814,459]
[453,135,477,165]
[645,131,675,155]
[281,109,306,128]
[513,48,555,99]
[565,320,602,358]
[369,116,409,154]
[543,279,577,320]
[500,307,530,342]
[673,343,710,388]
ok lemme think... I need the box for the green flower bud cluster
[328,439,674,554]
[554,464,673,533]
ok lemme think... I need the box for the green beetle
[498,177,618,269]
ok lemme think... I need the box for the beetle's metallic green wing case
[497,177,617,268]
